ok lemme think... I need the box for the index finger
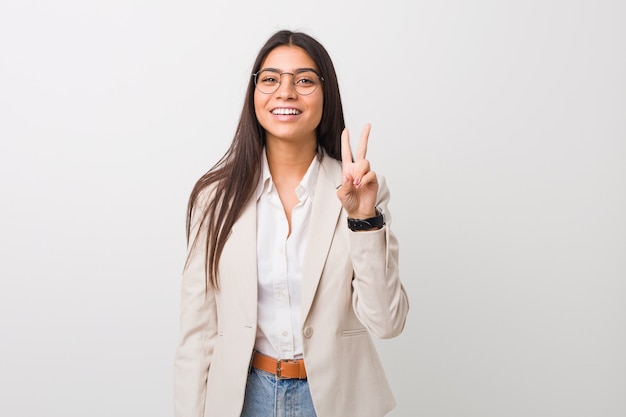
[355,123,371,160]
[341,127,353,165]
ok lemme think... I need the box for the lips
[271,108,302,115]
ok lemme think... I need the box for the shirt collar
[255,150,273,201]
[297,153,319,201]
[255,149,320,202]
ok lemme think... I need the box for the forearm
[174,208,218,417]
[349,179,409,338]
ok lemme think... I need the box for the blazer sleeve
[173,193,218,417]
[349,175,409,339]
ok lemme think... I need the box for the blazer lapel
[300,155,343,323]
[227,196,258,322]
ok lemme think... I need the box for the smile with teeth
[271,108,301,115]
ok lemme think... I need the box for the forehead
[260,45,319,72]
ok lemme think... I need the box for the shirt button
[282,331,289,337]
[303,327,313,338]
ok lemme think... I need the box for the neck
[265,138,317,181]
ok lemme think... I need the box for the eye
[295,72,315,84]
[296,77,314,85]
[261,76,279,84]
[258,70,280,85]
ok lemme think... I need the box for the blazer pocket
[340,328,369,337]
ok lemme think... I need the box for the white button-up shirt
[254,151,319,360]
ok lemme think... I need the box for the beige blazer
[174,155,409,417]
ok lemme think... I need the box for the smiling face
[254,45,324,147]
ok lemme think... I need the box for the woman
[174,29,409,417]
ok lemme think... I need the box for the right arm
[174,196,217,417]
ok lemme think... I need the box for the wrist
[346,209,377,219]
[347,208,385,232]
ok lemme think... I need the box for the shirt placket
[269,192,295,359]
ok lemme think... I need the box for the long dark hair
[186,30,346,289]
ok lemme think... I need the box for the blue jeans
[240,368,317,417]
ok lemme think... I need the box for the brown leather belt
[251,351,307,379]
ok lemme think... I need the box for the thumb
[337,175,354,199]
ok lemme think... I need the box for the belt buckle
[276,359,290,380]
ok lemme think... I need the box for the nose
[275,73,297,98]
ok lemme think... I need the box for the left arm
[348,176,408,338]
[337,124,409,338]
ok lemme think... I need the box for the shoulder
[187,182,220,229]
[319,152,343,185]
[194,183,217,208]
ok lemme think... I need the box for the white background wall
[1,1,624,416]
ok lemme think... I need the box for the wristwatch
[347,209,385,231]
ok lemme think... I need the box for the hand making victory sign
[337,123,379,219]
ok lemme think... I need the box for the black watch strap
[347,211,385,231]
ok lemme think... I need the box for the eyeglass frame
[252,68,325,96]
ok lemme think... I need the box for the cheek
[312,97,324,124]
[254,94,267,124]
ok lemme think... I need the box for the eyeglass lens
[255,70,321,95]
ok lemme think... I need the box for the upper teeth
[272,108,300,115]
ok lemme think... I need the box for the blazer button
[303,326,313,338]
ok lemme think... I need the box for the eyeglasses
[253,69,324,95]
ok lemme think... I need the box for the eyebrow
[260,67,319,74]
